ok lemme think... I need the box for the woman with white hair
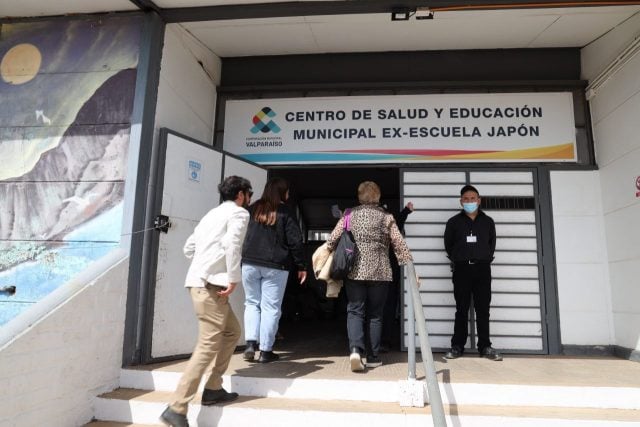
[326,181,412,372]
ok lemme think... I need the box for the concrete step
[93,388,640,427]
[86,423,157,427]
[120,367,640,410]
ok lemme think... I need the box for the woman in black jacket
[241,177,307,363]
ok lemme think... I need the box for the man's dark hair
[460,184,480,196]
[218,175,252,201]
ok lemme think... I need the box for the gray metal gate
[402,169,546,353]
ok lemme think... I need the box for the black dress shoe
[160,406,189,427]
[258,350,280,363]
[479,346,503,361]
[244,340,257,361]
[443,347,463,359]
[201,388,239,405]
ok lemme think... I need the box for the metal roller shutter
[402,169,546,353]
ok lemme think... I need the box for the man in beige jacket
[160,175,252,427]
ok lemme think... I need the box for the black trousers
[345,279,389,357]
[451,263,492,352]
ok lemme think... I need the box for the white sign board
[223,92,576,164]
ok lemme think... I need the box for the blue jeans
[242,264,289,352]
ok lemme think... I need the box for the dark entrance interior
[267,167,402,355]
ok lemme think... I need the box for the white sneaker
[349,351,364,372]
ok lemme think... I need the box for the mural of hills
[0,68,136,270]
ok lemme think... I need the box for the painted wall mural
[0,16,142,325]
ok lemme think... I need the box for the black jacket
[395,206,412,234]
[444,210,496,263]
[242,204,306,271]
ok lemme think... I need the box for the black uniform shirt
[444,210,496,263]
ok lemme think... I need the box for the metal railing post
[406,265,416,380]
[406,261,447,427]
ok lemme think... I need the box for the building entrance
[268,167,549,356]
[269,167,403,353]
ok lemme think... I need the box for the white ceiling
[2,1,639,58]
[181,6,640,57]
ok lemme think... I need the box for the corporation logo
[250,107,281,134]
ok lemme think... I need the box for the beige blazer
[311,242,343,298]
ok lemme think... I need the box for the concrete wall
[154,23,221,145]
[146,24,221,357]
[581,14,640,356]
[0,254,129,427]
[550,171,614,346]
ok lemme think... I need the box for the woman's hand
[298,270,307,284]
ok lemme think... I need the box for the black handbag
[330,209,359,280]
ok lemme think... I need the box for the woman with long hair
[241,177,307,363]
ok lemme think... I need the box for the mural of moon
[0,43,42,85]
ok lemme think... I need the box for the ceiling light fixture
[415,7,434,20]
[391,7,415,21]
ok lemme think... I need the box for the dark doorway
[267,167,402,354]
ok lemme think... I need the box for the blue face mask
[463,202,478,213]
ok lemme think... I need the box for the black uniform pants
[451,263,492,352]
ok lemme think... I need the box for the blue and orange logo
[250,107,281,134]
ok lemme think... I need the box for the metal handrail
[405,260,447,427]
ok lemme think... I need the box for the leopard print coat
[326,204,412,282]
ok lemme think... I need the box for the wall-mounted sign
[188,160,201,182]
[635,175,640,198]
[223,92,577,165]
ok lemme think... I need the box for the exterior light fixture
[391,7,414,21]
[415,7,434,20]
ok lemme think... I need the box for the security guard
[443,185,502,361]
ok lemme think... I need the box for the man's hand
[217,283,237,297]
[298,271,307,285]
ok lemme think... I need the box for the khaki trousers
[170,285,241,415]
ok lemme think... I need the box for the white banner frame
[223,92,577,164]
